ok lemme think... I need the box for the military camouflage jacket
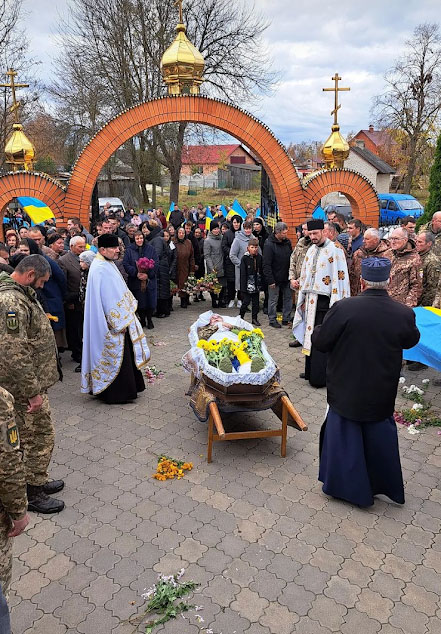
[0,272,58,401]
[349,239,393,296]
[419,250,441,307]
[0,387,27,520]
[420,221,441,258]
[289,237,311,281]
[388,242,422,307]
[434,276,441,309]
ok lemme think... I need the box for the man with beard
[0,255,65,514]
[81,234,150,404]
[292,219,350,387]
[288,222,311,347]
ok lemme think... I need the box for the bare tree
[372,23,441,193]
[51,0,276,203]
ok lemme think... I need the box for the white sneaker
[237,300,242,309]
[228,300,235,308]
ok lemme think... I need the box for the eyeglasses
[389,237,405,242]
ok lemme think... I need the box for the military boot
[27,485,65,514]
[42,480,65,495]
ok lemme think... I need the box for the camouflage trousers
[14,393,55,486]
[0,513,12,599]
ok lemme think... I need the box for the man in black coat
[262,222,292,328]
[312,257,420,507]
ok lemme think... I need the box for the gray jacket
[230,230,255,290]
[203,232,224,277]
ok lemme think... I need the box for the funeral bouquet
[182,272,222,295]
[394,377,441,433]
[196,328,266,374]
[137,257,155,292]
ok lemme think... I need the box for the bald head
[390,227,408,251]
[432,211,441,232]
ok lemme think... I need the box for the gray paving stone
[23,613,67,634]
[53,594,94,628]
[77,606,119,633]
[389,602,430,634]
[31,581,72,613]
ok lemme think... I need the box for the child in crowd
[239,237,263,326]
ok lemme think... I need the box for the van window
[380,199,387,209]
[388,201,397,211]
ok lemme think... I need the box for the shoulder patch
[6,311,19,334]
[1,420,20,450]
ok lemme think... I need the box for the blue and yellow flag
[403,307,441,371]
[166,202,174,222]
[227,199,247,220]
[17,196,54,224]
[205,208,213,232]
[255,207,261,218]
[219,204,227,217]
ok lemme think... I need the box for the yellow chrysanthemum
[252,328,264,338]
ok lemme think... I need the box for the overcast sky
[20,0,441,145]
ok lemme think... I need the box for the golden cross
[323,73,350,126]
[174,0,183,23]
[0,68,29,123]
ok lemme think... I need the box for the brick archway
[0,172,66,238]
[303,169,380,227]
[65,96,305,232]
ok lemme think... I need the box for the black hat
[98,234,119,248]
[361,257,391,282]
[210,220,220,231]
[306,219,324,231]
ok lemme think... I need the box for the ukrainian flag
[166,202,174,222]
[227,199,247,220]
[205,208,213,231]
[403,307,441,371]
[255,207,261,218]
[17,196,54,224]
[220,204,227,216]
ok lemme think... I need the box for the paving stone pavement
[9,299,441,633]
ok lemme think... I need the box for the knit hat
[210,220,220,231]
[336,232,350,250]
[79,250,97,266]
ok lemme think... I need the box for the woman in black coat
[123,231,159,329]
[144,221,173,319]
[161,228,177,316]
[221,215,242,306]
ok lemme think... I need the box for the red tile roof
[355,129,398,148]
[181,144,241,165]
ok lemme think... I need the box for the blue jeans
[268,283,292,324]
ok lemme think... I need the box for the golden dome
[321,124,349,170]
[161,22,205,96]
[5,123,35,171]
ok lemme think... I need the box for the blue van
[378,194,424,224]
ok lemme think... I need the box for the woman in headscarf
[174,226,195,308]
[123,230,159,329]
[222,214,242,307]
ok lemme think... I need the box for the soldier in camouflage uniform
[388,228,422,307]
[289,225,311,347]
[419,211,441,258]
[0,255,64,514]
[416,232,441,306]
[0,387,29,600]
[349,228,393,296]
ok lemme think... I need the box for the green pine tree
[419,132,441,227]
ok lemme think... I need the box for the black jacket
[222,225,238,282]
[312,289,420,422]
[262,233,292,286]
[169,209,185,229]
[240,252,263,294]
[252,219,268,252]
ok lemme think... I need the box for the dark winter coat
[222,224,239,282]
[59,250,82,307]
[41,257,67,330]
[146,227,171,301]
[123,241,159,310]
[312,289,420,421]
[174,237,195,291]
[252,218,268,252]
[262,233,292,287]
[240,252,263,294]
[169,209,185,229]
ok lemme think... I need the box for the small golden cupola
[161,0,205,96]
[1,69,35,171]
[321,73,350,169]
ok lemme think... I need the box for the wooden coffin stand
[196,375,308,463]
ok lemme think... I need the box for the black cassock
[319,408,404,507]
[304,295,330,388]
[312,288,420,507]
[98,332,145,405]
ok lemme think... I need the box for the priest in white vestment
[292,219,350,388]
[81,233,150,403]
